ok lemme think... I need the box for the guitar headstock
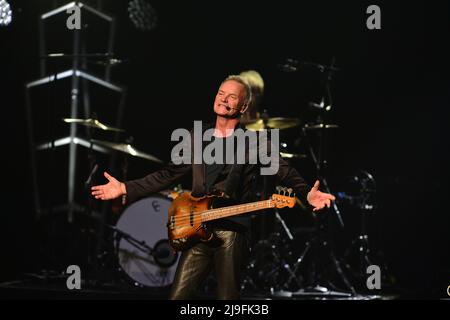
[272,187,296,209]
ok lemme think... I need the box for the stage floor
[0,278,397,300]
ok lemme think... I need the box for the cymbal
[280,152,307,159]
[245,117,301,131]
[63,118,125,132]
[303,123,339,130]
[90,139,164,164]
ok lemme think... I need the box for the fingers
[326,193,336,201]
[313,180,320,190]
[93,193,108,200]
[91,190,103,196]
[313,206,324,212]
[91,190,104,200]
[312,199,331,212]
[318,191,336,201]
[91,187,109,200]
[104,171,113,181]
[91,187,108,201]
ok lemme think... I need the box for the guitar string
[166,196,294,229]
[169,197,293,225]
[169,200,273,223]
[169,201,277,229]
[167,200,273,222]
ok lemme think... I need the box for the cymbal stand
[287,130,356,295]
[342,170,377,287]
[269,209,304,294]
[241,208,302,295]
[291,58,356,296]
[82,121,101,287]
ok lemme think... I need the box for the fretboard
[201,199,274,222]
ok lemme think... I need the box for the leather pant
[169,229,249,300]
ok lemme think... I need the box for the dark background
[1,0,449,298]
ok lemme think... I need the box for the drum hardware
[338,170,382,289]
[245,110,306,245]
[41,53,128,70]
[33,50,126,280]
[78,193,180,289]
[240,58,359,297]
[244,117,301,131]
[303,123,339,130]
[63,117,125,132]
[63,115,169,287]
[300,64,357,297]
[62,116,164,164]
[61,114,127,287]
[279,152,307,159]
[279,58,341,74]
[77,112,125,287]
[108,225,177,269]
[90,138,164,164]
[241,208,302,295]
[279,210,355,297]
[113,194,180,288]
[263,57,357,297]
[83,162,99,284]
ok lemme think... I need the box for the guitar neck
[201,199,274,222]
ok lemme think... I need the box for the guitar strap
[223,122,248,200]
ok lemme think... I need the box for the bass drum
[115,194,179,288]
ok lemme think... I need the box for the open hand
[91,172,126,200]
[307,180,336,212]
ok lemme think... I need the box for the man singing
[91,75,335,299]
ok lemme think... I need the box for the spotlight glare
[128,0,158,32]
[0,0,12,27]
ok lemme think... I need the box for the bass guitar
[167,187,296,251]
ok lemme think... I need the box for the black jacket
[124,122,311,230]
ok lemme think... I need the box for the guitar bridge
[167,216,175,230]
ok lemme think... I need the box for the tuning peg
[276,186,283,194]
[287,188,293,196]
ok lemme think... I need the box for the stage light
[0,0,12,26]
[128,0,158,32]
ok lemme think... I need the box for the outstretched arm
[91,172,126,200]
[91,162,192,203]
[124,162,191,203]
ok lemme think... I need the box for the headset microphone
[225,106,240,111]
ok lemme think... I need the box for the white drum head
[115,195,178,288]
